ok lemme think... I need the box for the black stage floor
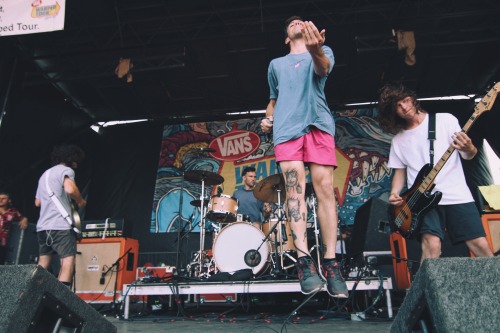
[106,314,393,333]
[102,292,395,333]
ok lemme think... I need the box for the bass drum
[212,222,270,276]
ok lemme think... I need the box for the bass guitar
[393,82,500,238]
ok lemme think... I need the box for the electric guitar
[70,201,83,240]
[393,82,500,238]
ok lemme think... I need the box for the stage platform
[123,277,393,319]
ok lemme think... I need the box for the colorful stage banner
[151,109,393,233]
[0,0,65,36]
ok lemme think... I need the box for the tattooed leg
[285,169,302,194]
[280,162,309,257]
[287,198,301,222]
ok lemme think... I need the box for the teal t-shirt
[267,45,335,146]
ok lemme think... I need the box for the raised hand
[301,21,326,53]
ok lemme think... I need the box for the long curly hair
[50,144,85,166]
[377,84,423,134]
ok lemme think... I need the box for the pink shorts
[274,128,337,166]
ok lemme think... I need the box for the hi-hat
[184,170,224,186]
[253,174,285,203]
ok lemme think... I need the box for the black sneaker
[296,257,324,295]
[322,260,348,298]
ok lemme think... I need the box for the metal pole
[0,57,18,134]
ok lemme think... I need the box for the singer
[260,16,348,297]
[232,167,272,229]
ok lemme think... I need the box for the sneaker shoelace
[298,258,317,279]
[324,262,343,281]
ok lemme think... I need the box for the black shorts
[419,202,486,244]
[37,230,77,258]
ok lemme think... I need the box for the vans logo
[209,130,260,162]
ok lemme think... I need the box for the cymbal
[184,170,224,186]
[190,199,209,207]
[253,174,285,203]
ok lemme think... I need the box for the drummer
[232,167,272,229]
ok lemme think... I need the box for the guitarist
[35,144,87,288]
[377,84,492,261]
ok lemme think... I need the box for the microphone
[100,268,106,285]
[244,249,261,267]
[217,185,223,196]
[199,148,216,152]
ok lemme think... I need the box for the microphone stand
[175,172,185,276]
[102,247,132,317]
[257,189,286,276]
[309,192,322,268]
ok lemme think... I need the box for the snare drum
[206,194,238,223]
[212,222,270,276]
[262,218,295,252]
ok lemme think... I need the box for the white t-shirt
[388,113,474,205]
[35,164,75,231]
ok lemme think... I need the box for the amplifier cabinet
[75,237,139,303]
[481,213,500,254]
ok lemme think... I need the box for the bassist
[377,84,492,261]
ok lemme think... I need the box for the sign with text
[0,0,65,36]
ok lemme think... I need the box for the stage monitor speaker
[391,257,500,333]
[349,197,392,257]
[6,222,62,276]
[0,265,116,333]
[75,237,139,302]
[390,229,470,290]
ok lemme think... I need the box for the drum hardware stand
[252,173,297,277]
[175,173,185,273]
[182,170,224,279]
[269,222,284,276]
[188,214,224,278]
[308,192,322,267]
[274,188,287,275]
[268,191,299,276]
[197,178,208,277]
[259,190,293,277]
[207,222,221,275]
[282,252,297,270]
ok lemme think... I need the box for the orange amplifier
[75,237,139,303]
[136,266,175,283]
[390,232,412,290]
[480,214,500,255]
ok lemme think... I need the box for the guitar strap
[45,169,81,235]
[428,112,436,167]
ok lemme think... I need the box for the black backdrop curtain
[84,123,199,256]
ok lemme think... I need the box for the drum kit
[182,170,308,279]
